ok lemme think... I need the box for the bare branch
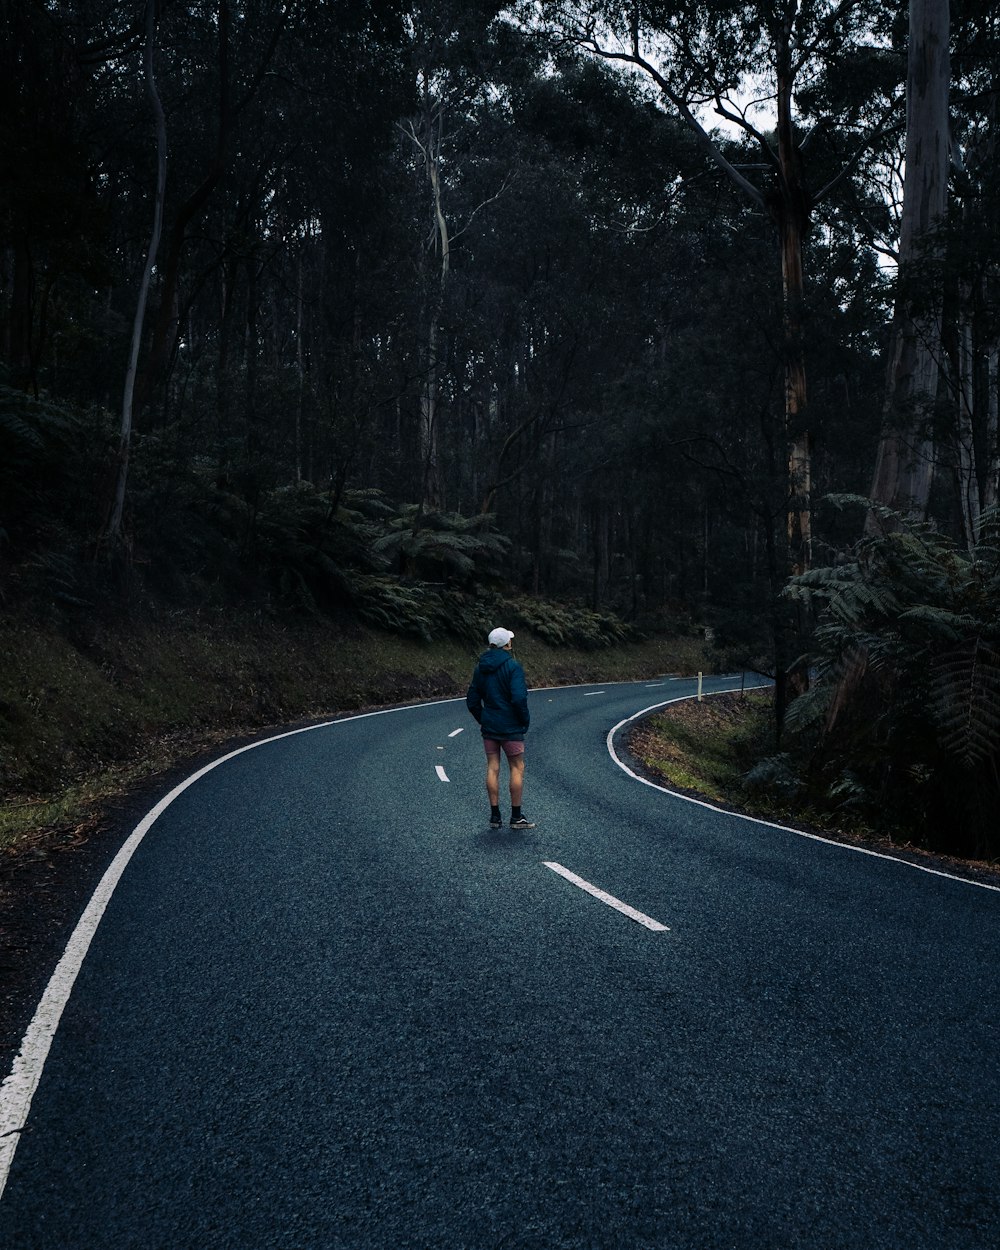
[812,93,905,206]
[711,93,773,151]
[451,172,517,244]
[568,29,767,209]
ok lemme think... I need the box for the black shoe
[509,815,536,829]
[489,815,503,829]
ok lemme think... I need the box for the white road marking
[583,691,606,697]
[606,690,1000,896]
[644,682,665,688]
[435,765,450,782]
[0,695,472,1203]
[448,728,464,738]
[543,862,670,931]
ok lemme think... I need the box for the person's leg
[485,753,501,807]
[508,754,525,808]
[504,742,534,827]
[482,741,503,826]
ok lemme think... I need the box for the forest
[1,0,998,858]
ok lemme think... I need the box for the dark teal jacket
[466,648,530,739]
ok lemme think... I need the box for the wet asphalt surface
[1,675,999,1249]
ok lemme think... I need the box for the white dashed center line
[543,862,670,932]
[435,766,450,782]
[583,691,606,697]
[447,728,464,738]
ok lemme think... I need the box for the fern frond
[930,639,1000,768]
[896,606,977,642]
[0,408,46,451]
[782,682,833,735]
[743,753,802,800]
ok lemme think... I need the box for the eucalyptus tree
[938,0,999,547]
[105,0,166,551]
[867,0,950,527]
[396,0,519,511]
[537,0,904,578]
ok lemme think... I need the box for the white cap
[488,627,514,647]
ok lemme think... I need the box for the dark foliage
[762,499,1000,858]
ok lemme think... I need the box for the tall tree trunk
[585,12,819,575]
[954,284,981,548]
[868,0,950,523]
[216,257,237,470]
[405,86,448,512]
[295,250,304,483]
[105,0,166,548]
[774,20,812,576]
[986,345,999,511]
[763,507,790,743]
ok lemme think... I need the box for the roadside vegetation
[0,603,708,853]
[627,689,911,842]
[628,690,776,811]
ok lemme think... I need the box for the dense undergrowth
[770,500,1000,862]
[630,499,1000,867]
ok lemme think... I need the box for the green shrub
[503,596,631,649]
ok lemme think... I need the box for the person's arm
[509,660,529,730]
[466,671,483,723]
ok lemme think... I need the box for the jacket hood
[478,648,514,674]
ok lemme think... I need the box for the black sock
[491,805,502,820]
[511,806,522,820]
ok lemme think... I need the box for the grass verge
[628,688,906,836]
[626,688,1000,882]
[627,689,778,811]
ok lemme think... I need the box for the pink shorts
[483,737,525,759]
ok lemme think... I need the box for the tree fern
[373,506,510,582]
[347,575,435,640]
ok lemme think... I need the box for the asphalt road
[1,674,998,1249]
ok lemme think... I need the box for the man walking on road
[466,627,535,829]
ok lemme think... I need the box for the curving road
[1,675,999,1248]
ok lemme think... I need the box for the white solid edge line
[606,690,1000,896]
[0,694,467,1202]
[544,862,669,931]
[435,765,450,782]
